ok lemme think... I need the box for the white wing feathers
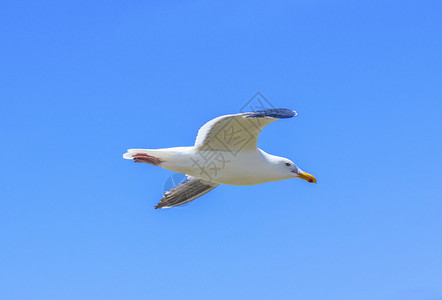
[194,109,297,152]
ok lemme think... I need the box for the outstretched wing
[155,176,220,209]
[194,108,297,153]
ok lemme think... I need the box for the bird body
[124,147,295,185]
[123,108,316,209]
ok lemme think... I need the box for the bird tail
[123,147,190,161]
[123,149,153,160]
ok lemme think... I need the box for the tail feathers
[123,147,191,165]
[123,148,183,161]
[123,149,145,159]
[123,149,161,160]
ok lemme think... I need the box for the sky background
[1,1,442,299]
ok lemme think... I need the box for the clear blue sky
[1,1,441,299]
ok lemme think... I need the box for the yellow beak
[298,171,317,183]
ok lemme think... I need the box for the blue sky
[1,1,442,299]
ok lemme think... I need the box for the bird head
[280,159,316,183]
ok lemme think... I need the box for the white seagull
[123,108,316,209]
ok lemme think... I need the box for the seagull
[123,108,316,209]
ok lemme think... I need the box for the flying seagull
[123,108,316,209]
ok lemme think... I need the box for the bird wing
[194,108,297,153]
[155,176,220,209]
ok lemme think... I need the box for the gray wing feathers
[155,176,219,209]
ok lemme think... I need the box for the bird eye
[285,162,291,167]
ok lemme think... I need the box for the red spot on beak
[308,179,314,183]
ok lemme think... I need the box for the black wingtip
[246,108,297,119]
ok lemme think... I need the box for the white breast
[177,148,284,185]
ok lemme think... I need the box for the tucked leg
[133,153,162,166]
